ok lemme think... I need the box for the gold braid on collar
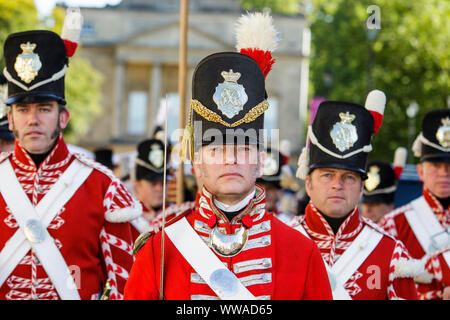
[191,99,269,128]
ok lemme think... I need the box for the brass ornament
[330,111,358,152]
[14,42,42,84]
[213,69,248,119]
[365,166,381,191]
[209,226,248,257]
[436,117,450,148]
[148,143,164,169]
[191,99,269,128]
[263,152,279,176]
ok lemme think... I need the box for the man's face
[361,202,394,223]
[305,167,364,218]
[8,101,69,154]
[193,144,264,204]
[417,161,450,199]
[134,179,165,210]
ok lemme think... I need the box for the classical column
[113,59,125,138]
[148,62,162,135]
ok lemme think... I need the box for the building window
[127,91,148,135]
[265,97,278,141]
[81,22,95,36]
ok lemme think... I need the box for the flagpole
[159,95,169,300]
[176,0,189,205]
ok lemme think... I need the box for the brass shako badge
[149,143,164,169]
[365,165,381,191]
[213,69,248,119]
[263,151,279,176]
[14,42,42,84]
[330,111,358,152]
[436,117,450,148]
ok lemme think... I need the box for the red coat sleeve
[124,233,159,300]
[302,241,333,300]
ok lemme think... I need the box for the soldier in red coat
[124,12,332,300]
[0,12,141,300]
[129,138,195,241]
[379,109,450,300]
[289,91,419,300]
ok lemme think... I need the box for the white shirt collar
[214,189,256,213]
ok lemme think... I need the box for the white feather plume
[280,139,291,157]
[412,134,423,158]
[296,146,309,180]
[235,12,279,52]
[61,7,84,43]
[365,89,386,115]
[393,147,408,167]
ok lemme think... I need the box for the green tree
[306,0,449,163]
[240,0,449,163]
[0,0,102,143]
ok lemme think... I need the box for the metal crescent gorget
[209,226,249,257]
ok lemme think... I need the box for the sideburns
[51,109,64,140]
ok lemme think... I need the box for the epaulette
[133,208,193,256]
[362,216,397,241]
[72,153,143,223]
[72,152,117,181]
[133,229,155,257]
[0,151,12,164]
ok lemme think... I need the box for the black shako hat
[296,90,386,180]
[94,148,115,170]
[412,109,450,163]
[362,147,407,203]
[2,8,83,105]
[135,139,169,182]
[179,11,278,161]
[362,161,396,204]
[191,52,267,149]
[257,147,284,187]
[3,30,68,105]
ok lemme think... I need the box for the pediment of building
[122,22,232,50]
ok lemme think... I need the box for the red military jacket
[0,136,141,300]
[124,186,332,300]
[289,203,419,300]
[379,188,450,299]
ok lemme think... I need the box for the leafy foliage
[241,0,450,163]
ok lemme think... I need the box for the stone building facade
[75,0,310,157]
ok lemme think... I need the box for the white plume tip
[296,146,309,180]
[365,89,386,115]
[412,134,423,158]
[235,11,279,52]
[393,147,408,167]
[61,7,84,43]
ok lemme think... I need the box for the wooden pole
[176,0,188,205]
